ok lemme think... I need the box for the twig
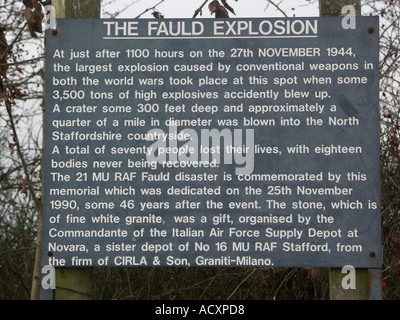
[0,56,44,68]
[108,0,143,18]
[135,0,166,19]
[273,268,296,299]
[4,101,42,214]
[266,0,287,17]
[0,1,42,61]
[199,268,226,299]
[227,268,258,300]
[380,53,400,80]
[0,247,36,255]
[193,0,209,18]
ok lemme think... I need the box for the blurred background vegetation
[1,0,399,300]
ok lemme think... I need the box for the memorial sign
[42,17,381,268]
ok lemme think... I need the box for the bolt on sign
[42,17,381,268]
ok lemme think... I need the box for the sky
[102,0,320,19]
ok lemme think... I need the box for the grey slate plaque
[42,17,381,268]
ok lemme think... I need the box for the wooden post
[55,268,94,300]
[51,0,100,300]
[53,0,101,19]
[329,268,368,300]
[318,0,382,300]
[318,0,361,16]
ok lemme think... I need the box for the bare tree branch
[265,0,287,17]
[193,0,209,18]
[135,0,166,19]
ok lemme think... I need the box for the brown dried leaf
[23,0,38,8]
[390,131,399,146]
[0,24,9,76]
[0,58,7,76]
[0,24,7,50]
[209,0,230,18]
[209,1,218,14]
[24,4,44,38]
[216,6,229,18]
[9,84,26,99]
[20,177,28,197]
[152,11,164,19]
[24,7,34,37]
[12,55,23,74]
[8,142,16,154]
[388,231,398,243]
[23,0,32,7]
